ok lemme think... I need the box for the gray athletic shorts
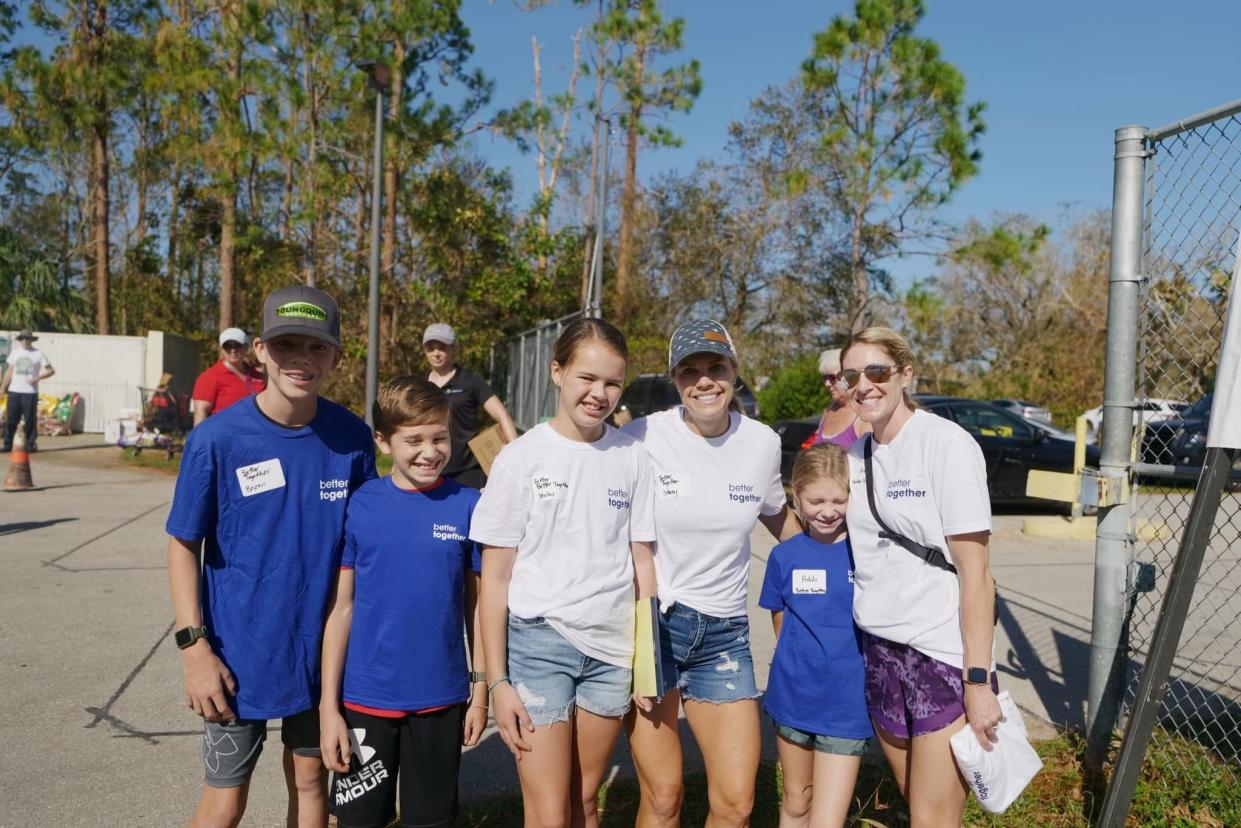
[202,707,320,788]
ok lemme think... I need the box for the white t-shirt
[623,408,786,618]
[7,348,51,394]
[470,423,656,667]
[845,409,992,668]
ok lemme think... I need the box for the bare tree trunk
[167,166,181,295]
[353,184,366,287]
[301,11,319,287]
[218,2,241,329]
[849,205,866,332]
[92,122,111,334]
[614,40,646,319]
[581,15,607,310]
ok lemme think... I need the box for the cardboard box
[468,424,505,476]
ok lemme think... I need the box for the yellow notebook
[633,597,668,698]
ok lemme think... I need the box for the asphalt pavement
[2,432,1203,825]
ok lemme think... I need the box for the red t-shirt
[191,360,266,414]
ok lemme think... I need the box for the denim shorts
[659,602,759,704]
[862,632,999,740]
[773,720,869,757]
[507,615,632,726]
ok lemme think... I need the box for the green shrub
[756,353,827,423]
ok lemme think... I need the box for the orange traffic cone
[4,419,34,491]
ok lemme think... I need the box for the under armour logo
[204,731,240,774]
[348,728,376,764]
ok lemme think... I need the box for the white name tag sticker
[792,569,827,595]
[656,471,694,498]
[531,474,569,501]
[236,458,286,497]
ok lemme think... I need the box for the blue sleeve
[758,547,785,611]
[352,430,377,487]
[340,504,359,569]
[466,488,482,572]
[165,430,217,541]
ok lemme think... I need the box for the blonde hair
[840,326,917,411]
[791,443,850,496]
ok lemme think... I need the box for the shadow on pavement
[0,516,78,536]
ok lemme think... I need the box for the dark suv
[611,373,759,425]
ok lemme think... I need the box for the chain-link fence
[1116,103,1241,791]
[490,312,581,431]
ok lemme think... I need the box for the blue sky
[459,0,1241,280]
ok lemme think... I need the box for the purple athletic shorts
[862,633,998,740]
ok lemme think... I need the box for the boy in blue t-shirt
[166,285,376,828]
[319,375,487,828]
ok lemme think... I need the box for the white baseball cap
[219,327,248,347]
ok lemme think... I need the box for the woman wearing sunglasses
[840,327,1002,827]
[622,319,801,828]
[808,348,870,449]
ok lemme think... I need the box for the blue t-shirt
[166,395,376,720]
[759,533,872,740]
[340,476,482,711]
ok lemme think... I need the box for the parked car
[610,373,759,426]
[773,414,821,484]
[991,399,1053,425]
[1081,398,1188,443]
[915,395,1100,504]
[1140,394,1212,467]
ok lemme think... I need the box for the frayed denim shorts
[506,615,632,726]
[659,602,759,704]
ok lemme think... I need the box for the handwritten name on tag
[532,474,569,501]
[792,569,827,595]
[656,471,694,498]
[236,458,287,497]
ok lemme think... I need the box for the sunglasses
[822,372,841,384]
[839,363,900,389]
[221,342,245,351]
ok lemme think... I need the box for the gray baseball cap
[259,285,341,348]
[668,319,738,371]
[422,323,457,345]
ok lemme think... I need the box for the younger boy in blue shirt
[166,285,376,827]
[319,375,487,828]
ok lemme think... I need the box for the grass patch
[459,728,1238,827]
[116,446,182,475]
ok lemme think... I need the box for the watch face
[966,667,989,685]
[174,628,193,648]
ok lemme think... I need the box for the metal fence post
[1087,125,1147,763]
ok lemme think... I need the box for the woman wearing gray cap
[622,319,801,828]
[423,323,517,489]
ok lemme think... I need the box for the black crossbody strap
[863,435,958,575]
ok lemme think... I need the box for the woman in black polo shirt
[423,323,518,488]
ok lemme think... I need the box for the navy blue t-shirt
[759,533,872,740]
[340,476,482,711]
[166,395,376,720]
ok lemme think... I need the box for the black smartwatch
[964,666,990,686]
[470,671,487,683]
[174,625,208,650]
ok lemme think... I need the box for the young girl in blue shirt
[759,444,872,827]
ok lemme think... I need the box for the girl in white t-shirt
[471,318,656,828]
[840,326,1003,826]
[622,319,801,827]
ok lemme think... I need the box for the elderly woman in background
[809,348,869,449]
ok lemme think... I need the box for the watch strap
[470,670,487,683]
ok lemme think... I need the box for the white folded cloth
[949,690,1043,813]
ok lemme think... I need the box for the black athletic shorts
[332,704,466,828]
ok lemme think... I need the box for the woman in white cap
[423,322,517,489]
[191,327,266,426]
[622,319,801,828]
